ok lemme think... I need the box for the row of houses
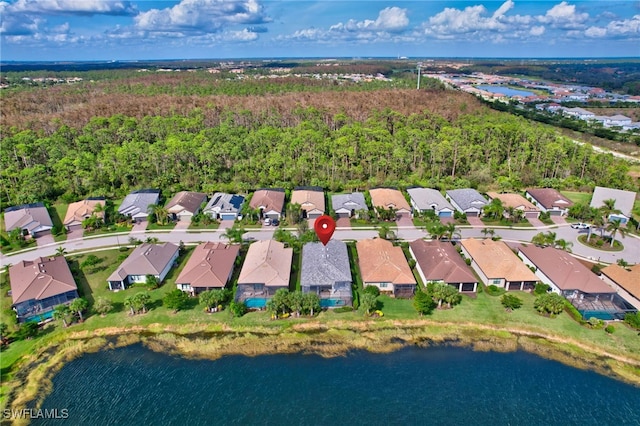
[9,236,639,323]
[4,186,636,238]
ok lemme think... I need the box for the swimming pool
[320,299,348,308]
[245,298,267,308]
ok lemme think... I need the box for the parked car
[271,218,280,226]
[263,218,271,226]
[571,222,590,229]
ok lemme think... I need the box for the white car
[263,218,271,226]
[571,222,590,229]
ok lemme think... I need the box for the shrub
[333,306,354,313]
[564,301,585,324]
[624,312,640,330]
[591,264,602,274]
[604,325,615,334]
[533,283,550,295]
[229,302,247,318]
[501,294,523,310]
[486,285,505,296]
[363,286,380,297]
[587,317,604,329]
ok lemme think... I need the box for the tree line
[1,105,636,209]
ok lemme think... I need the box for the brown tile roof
[461,239,538,282]
[107,242,179,282]
[600,264,640,300]
[9,256,77,305]
[176,242,239,289]
[519,245,613,293]
[290,189,325,214]
[357,238,416,285]
[249,189,285,214]
[409,240,477,284]
[165,191,207,214]
[487,192,539,212]
[238,240,292,287]
[369,188,411,212]
[63,199,105,226]
[525,188,573,210]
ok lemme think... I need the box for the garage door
[337,212,350,218]
[439,211,453,218]
[221,213,236,221]
[266,213,280,220]
[308,212,322,220]
[525,211,539,218]
[549,210,562,216]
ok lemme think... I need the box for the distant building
[175,242,239,295]
[445,189,488,217]
[291,187,325,220]
[600,264,640,311]
[249,189,286,221]
[409,240,477,293]
[590,186,636,224]
[165,191,207,222]
[407,188,455,218]
[301,240,352,307]
[369,188,411,218]
[525,188,573,216]
[118,189,161,222]
[203,193,245,221]
[357,238,416,298]
[63,198,106,230]
[331,192,367,218]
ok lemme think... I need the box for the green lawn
[562,191,592,205]
[50,203,68,242]
[188,221,220,230]
[84,225,133,237]
[147,222,176,231]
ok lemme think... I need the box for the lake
[34,344,640,425]
[475,85,535,97]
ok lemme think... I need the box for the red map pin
[314,215,336,246]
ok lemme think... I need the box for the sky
[0,0,639,61]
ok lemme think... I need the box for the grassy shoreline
[3,319,640,422]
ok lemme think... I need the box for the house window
[380,283,388,288]
[492,279,501,285]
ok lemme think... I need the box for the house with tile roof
[356,238,416,298]
[589,186,636,224]
[203,192,245,220]
[518,245,634,320]
[291,187,325,220]
[117,189,161,222]
[600,264,640,311]
[236,240,292,308]
[369,188,412,218]
[409,240,477,293]
[487,192,540,219]
[165,191,207,221]
[175,242,239,295]
[301,240,353,307]
[63,198,106,230]
[460,239,539,291]
[445,189,488,217]
[249,189,286,221]
[107,242,179,290]
[9,256,79,323]
[331,192,367,218]
[4,202,53,237]
[407,188,455,218]
[525,188,573,216]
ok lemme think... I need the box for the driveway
[173,220,191,231]
[218,220,235,230]
[466,216,484,227]
[36,233,55,247]
[526,217,545,228]
[66,227,84,241]
[336,217,351,229]
[396,214,414,228]
[130,221,148,233]
[551,215,568,226]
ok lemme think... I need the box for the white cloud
[492,0,514,19]
[330,7,409,33]
[134,0,270,33]
[8,0,136,16]
[423,2,509,37]
[225,28,258,41]
[529,25,545,36]
[585,15,640,38]
[538,1,588,28]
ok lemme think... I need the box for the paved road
[2,223,639,266]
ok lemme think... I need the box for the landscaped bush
[624,312,640,330]
[363,286,380,297]
[333,306,354,313]
[534,283,551,295]
[604,325,615,334]
[501,294,523,311]
[485,285,506,296]
[591,264,602,274]
[587,317,604,329]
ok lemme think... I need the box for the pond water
[476,85,535,97]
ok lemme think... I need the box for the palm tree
[483,198,504,221]
[53,305,71,327]
[222,225,246,244]
[599,198,621,224]
[133,292,151,314]
[378,223,396,240]
[55,246,67,257]
[443,223,460,241]
[124,296,136,315]
[94,297,113,317]
[553,239,573,252]
[616,258,629,269]
[148,204,170,225]
[591,215,606,241]
[606,219,628,247]
[481,228,495,239]
[69,298,88,322]
[427,222,447,240]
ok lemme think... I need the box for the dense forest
[1,84,636,209]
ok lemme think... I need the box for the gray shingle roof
[107,242,178,282]
[590,186,636,217]
[446,188,488,212]
[118,189,160,218]
[407,188,454,212]
[331,192,367,213]
[204,193,245,215]
[4,202,53,233]
[301,240,352,287]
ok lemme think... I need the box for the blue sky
[1,1,639,61]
